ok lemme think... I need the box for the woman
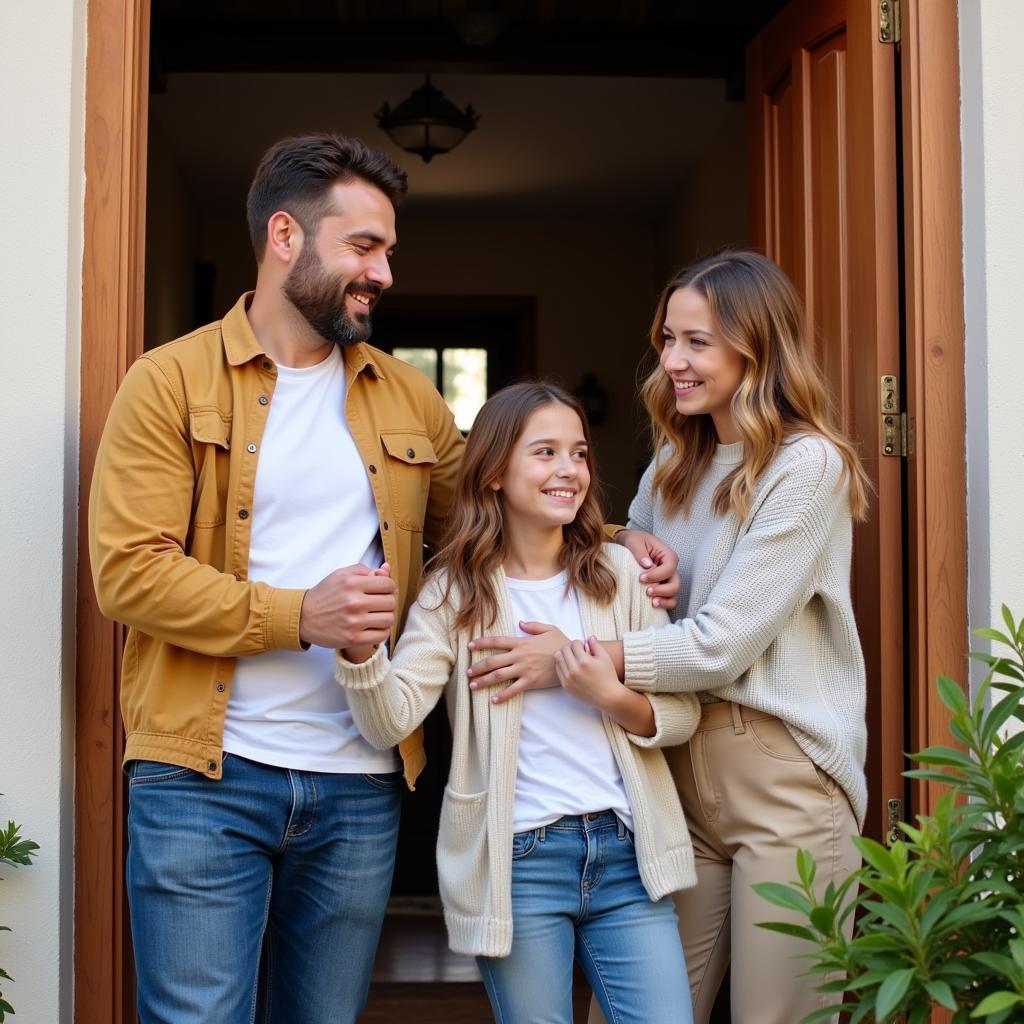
[471,251,869,1023]
[335,381,700,1024]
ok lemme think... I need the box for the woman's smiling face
[659,285,745,443]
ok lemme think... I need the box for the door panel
[748,0,904,843]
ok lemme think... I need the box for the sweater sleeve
[611,546,702,748]
[334,578,456,749]
[623,440,849,694]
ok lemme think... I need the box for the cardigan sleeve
[623,440,849,694]
[334,577,456,750]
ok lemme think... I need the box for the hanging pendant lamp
[376,75,480,164]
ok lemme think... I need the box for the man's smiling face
[283,178,397,346]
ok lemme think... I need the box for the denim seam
[576,932,621,1024]
[251,875,274,1024]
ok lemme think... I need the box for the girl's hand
[467,622,567,703]
[615,529,681,610]
[340,643,377,665]
[557,636,657,737]
[555,636,621,709]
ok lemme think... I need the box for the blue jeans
[126,753,401,1024]
[477,811,692,1024]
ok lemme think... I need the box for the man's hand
[466,622,567,704]
[300,563,396,649]
[616,529,681,610]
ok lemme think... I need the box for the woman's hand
[467,622,567,703]
[556,636,656,737]
[340,643,377,665]
[616,529,681,610]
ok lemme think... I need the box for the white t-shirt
[223,346,399,773]
[506,572,633,832]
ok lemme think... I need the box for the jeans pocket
[511,829,539,861]
[361,771,403,791]
[128,759,196,786]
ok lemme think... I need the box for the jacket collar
[221,292,386,380]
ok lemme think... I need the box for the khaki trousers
[590,702,859,1024]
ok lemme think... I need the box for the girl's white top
[335,543,700,956]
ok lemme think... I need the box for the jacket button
[208,761,218,772]
[406,448,416,458]
[262,359,272,370]
[238,508,249,519]
[368,464,377,474]
[382,521,389,531]
[216,682,225,693]
[246,443,257,454]
[258,395,269,406]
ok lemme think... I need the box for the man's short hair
[246,133,408,260]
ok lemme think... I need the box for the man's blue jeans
[477,811,693,1024]
[126,753,401,1024]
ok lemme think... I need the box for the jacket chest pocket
[380,430,437,531]
[189,408,232,530]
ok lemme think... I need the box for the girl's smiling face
[492,402,591,533]
[659,285,746,443]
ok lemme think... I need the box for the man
[90,133,464,1023]
[90,132,679,1024]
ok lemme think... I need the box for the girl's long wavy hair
[427,381,616,634]
[641,250,870,521]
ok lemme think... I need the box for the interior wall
[659,103,749,273]
[960,0,1024,686]
[0,0,85,1020]
[144,119,201,348]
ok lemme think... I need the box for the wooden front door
[746,0,904,842]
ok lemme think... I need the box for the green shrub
[755,606,1024,1023]
[0,812,39,1021]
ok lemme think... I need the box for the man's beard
[282,244,381,347]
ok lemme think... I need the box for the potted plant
[0,810,39,1021]
[755,607,1024,1023]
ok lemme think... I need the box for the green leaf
[937,673,970,712]
[875,967,916,1019]
[752,882,811,915]
[1001,604,1018,642]
[796,847,817,889]
[971,991,1024,1016]
[809,905,835,935]
[755,921,818,942]
[852,835,898,876]
[923,978,958,1011]
[983,686,1024,749]
[975,627,1014,648]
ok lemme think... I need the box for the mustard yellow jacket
[89,294,464,786]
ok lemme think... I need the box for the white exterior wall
[0,1,85,1020]
[960,0,1024,683]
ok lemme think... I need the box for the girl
[469,253,870,1024]
[334,381,699,1024]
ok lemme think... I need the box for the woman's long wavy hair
[641,250,870,521]
[427,381,616,634]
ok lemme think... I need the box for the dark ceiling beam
[150,18,748,83]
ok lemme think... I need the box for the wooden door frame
[76,0,148,1020]
[73,1,967,1019]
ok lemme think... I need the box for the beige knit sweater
[624,435,868,826]
[335,543,700,957]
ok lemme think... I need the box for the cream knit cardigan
[624,435,868,827]
[335,543,700,957]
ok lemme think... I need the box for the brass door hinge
[879,0,901,44]
[886,797,905,846]
[880,375,908,457]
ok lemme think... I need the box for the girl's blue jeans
[126,752,401,1024]
[477,810,693,1024]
